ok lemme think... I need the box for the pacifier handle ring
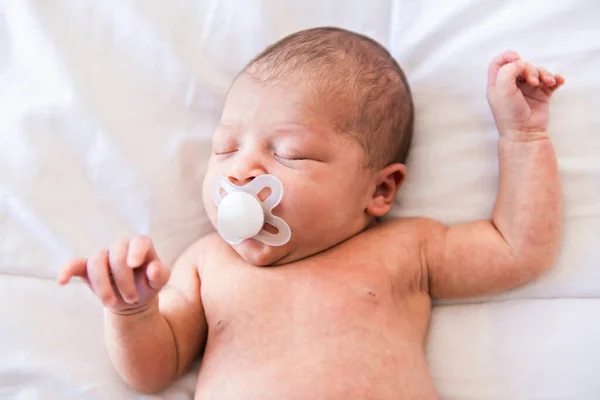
[255,215,292,246]
[211,178,233,206]
[244,175,283,211]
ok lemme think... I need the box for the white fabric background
[1,0,599,399]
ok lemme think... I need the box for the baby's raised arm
[423,51,565,298]
[58,237,208,393]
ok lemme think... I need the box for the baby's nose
[227,152,266,186]
[227,175,256,186]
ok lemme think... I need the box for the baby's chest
[199,255,421,336]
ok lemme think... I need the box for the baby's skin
[59,50,564,399]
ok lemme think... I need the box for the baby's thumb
[146,260,170,290]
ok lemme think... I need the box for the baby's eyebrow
[272,124,319,138]
[216,122,241,132]
[217,123,321,141]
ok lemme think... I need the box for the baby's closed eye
[273,143,323,163]
[274,153,311,168]
[214,148,238,156]
[274,152,310,161]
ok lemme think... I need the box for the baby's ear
[366,163,406,217]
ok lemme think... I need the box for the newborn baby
[58,27,565,399]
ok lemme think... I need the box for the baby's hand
[487,50,565,138]
[57,236,170,314]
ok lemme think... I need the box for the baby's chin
[233,239,294,266]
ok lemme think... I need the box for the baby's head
[203,27,414,266]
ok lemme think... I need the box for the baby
[58,27,565,399]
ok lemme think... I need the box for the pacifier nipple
[217,191,264,241]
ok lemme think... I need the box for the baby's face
[202,74,377,266]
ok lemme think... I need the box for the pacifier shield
[212,174,292,246]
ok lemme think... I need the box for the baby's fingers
[127,236,159,268]
[57,258,88,285]
[496,60,528,96]
[521,62,540,87]
[146,260,170,290]
[87,249,118,307]
[536,65,566,94]
[488,50,521,88]
[551,74,566,91]
[538,67,556,87]
[109,239,138,304]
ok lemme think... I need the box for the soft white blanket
[1,0,599,398]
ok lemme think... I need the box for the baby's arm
[58,237,207,393]
[104,240,207,393]
[424,51,565,298]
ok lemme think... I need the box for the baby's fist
[487,50,565,138]
[57,236,170,314]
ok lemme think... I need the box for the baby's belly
[195,332,437,400]
[194,264,438,400]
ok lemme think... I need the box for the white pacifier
[211,174,292,246]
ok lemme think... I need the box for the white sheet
[1,0,599,399]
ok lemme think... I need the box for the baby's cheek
[276,184,337,235]
[296,200,339,234]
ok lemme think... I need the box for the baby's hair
[242,27,414,168]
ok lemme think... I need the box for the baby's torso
[195,221,439,400]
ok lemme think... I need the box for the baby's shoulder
[177,232,230,273]
[195,232,226,249]
[373,217,445,242]
[195,232,232,256]
[337,218,445,289]
[333,217,435,262]
[357,217,447,264]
